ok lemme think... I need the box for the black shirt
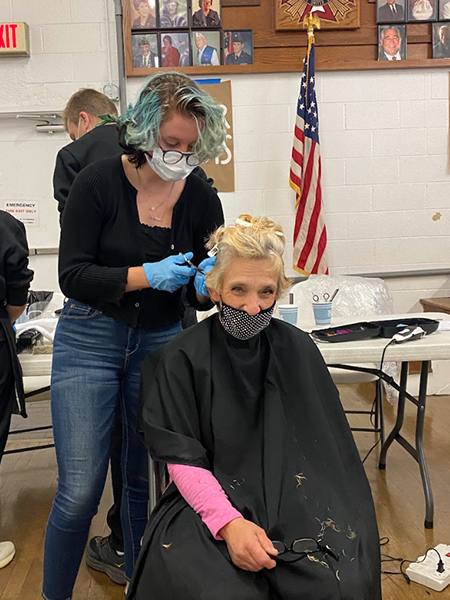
[53,124,122,222]
[53,124,216,221]
[0,210,34,340]
[59,155,224,330]
[225,51,252,65]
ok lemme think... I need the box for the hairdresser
[42,72,226,600]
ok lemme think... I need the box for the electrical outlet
[406,544,450,592]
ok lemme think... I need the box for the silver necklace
[137,171,175,221]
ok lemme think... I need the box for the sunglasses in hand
[271,537,339,563]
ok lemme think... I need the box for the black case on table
[311,322,381,343]
[369,317,439,338]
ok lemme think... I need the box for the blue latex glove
[194,256,217,297]
[143,252,196,293]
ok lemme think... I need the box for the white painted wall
[1,0,449,315]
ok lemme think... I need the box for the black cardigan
[59,155,224,329]
[0,211,33,415]
[0,210,33,309]
[53,124,122,221]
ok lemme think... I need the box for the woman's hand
[194,256,216,297]
[219,518,278,572]
[143,253,196,293]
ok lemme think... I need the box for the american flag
[289,38,328,275]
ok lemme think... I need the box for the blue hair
[118,72,225,165]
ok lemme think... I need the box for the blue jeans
[42,301,181,600]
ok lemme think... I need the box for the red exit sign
[0,23,30,57]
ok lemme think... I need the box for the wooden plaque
[276,0,360,30]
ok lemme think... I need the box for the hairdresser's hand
[143,253,195,293]
[194,256,216,297]
[219,518,278,572]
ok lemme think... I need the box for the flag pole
[290,11,329,275]
[302,14,320,96]
[302,13,321,40]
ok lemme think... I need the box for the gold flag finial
[302,13,320,39]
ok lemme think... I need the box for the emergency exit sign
[0,23,30,57]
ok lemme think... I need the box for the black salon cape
[128,315,381,600]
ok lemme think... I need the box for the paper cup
[312,302,332,326]
[278,304,298,326]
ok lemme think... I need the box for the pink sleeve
[168,463,243,540]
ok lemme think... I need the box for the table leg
[378,361,408,469]
[416,361,434,529]
[377,377,385,448]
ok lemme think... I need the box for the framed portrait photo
[191,0,221,27]
[222,30,253,66]
[159,32,191,66]
[432,23,450,57]
[376,0,406,22]
[130,0,157,29]
[191,30,221,66]
[439,0,450,19]
[407,0,437,21]
[132,33,159,68]
[377,25,407,60]
[159,0,188,28]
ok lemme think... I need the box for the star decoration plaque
[276,0,360,30]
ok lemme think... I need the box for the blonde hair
[64,88,118,128]
[205,214,291,299]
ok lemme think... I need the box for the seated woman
[128,215,382,600]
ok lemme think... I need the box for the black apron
[128,316,381,600]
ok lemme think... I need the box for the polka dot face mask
[218,300,275,341]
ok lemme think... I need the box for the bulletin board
[123,0,450,73]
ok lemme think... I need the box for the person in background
[377,0,405,21]
[160,0,188,27]
[440,0,450,19]
[178,38,191,66]
[128,214,381,600]
[410,0,433,19]
[53,88,119,222]
[132,0,156,28]
[0,210,34,570]
[194,32,220,66]
[378,26,404,60]
[225,32,252,65]
[433,24,450,57]
[133,37,158,68]
[42,72,226,600]
[53,88,127,586]
[192,0,221,27]
[161,35,180,67]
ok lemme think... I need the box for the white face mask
[145,148,196,181]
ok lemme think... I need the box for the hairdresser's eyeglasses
[158,144,201,167]
[272,538,339,563]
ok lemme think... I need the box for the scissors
[181,253,206,275]
[312,293,330,302]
